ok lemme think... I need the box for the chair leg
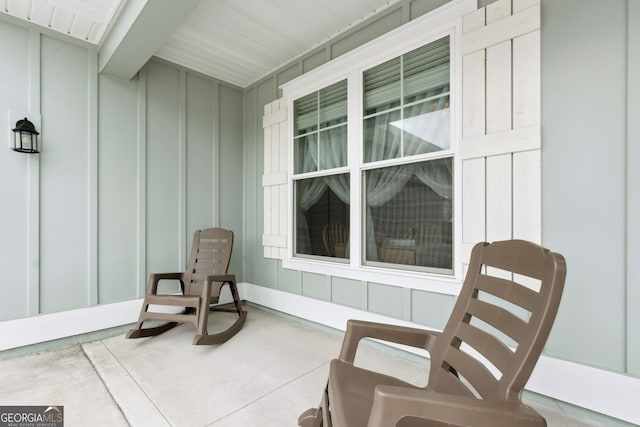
[126,303,188,339]
[192,310,247,345]
[126,321,180,338]
[298,382,329,427]
[230,279,244,317]
[192,279,247,345]
[298,408,322,427]
[320,383,331,427]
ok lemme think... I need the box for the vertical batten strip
[513,149,541,242]
[136,68,147,298]
[263,102,273,259]
[348,70,362,267]
[486,0,511,24]
[513,31,540,129]
[461,158,486,251]
[88,46,99,305]
[486,154,512,242]
[485,40,512,134]
[278,97,288,259]
[27,28,41,315]
[212,82,220,228]
[461,50,486,138]
[270,101,280,257]
[178,70,187,270]
[626,0,640,377]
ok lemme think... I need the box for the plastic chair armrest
[147,272,186,294]
[203,274,236,285]
[368,386,546,427]
[339,319,440,362]
[200,274,236,300]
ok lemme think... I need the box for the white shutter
[262,98,288,260]
[461,0,541,265]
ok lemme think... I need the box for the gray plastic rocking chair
[299,239,566,426]
[126,228,247,345]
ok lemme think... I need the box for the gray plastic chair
[299,239,566,426]
[126,228,247,345]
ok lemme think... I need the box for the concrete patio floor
[0,305,633,426]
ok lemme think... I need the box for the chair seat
[144,294,201,307]
[328,359,418,427]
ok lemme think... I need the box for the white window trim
[281,0,476,295]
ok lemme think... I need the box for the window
[291,36,453,273]
[293,80,350,259]
[362,37,453,272]
[278,0,478,286]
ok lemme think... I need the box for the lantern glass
[12,118,40,153]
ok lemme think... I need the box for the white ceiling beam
[98,0,199,81]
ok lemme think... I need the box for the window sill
[282,256,462,296]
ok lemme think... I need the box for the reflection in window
[295,174,350,258]
[294,80,348,173]
[364,37,450,163]
[364,158,452,271]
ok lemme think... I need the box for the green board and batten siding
[0,16,244,318]
[243,0,640,379]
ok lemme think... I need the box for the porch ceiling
[2,0,402,87]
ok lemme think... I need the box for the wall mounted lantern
[12,117,40,153]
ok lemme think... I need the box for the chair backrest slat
[193,259,225,273]
[184,228,233,296]
[195,251,226,260]
[443,346,499,398]
[476,274,539,313]
[427,240,566,402]
[456,322,513,375]
[466,299,527,343]
[198,242,230,251]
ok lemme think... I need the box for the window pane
[295,174,350,258]
[403,37,449,103]
[319,127,347,169]
[295,92,317,135]
[363,36,450,163]
[363,110,401,162]
[320,80,348,128]
[364,57,401,115]
[363,158,452,271]
[402,99,450,155]
[294,80,348,174]
[294,135,315,174]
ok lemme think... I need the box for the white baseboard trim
[1,283,638,424]
[241,282,640,425]
[527,356,639,425]
[0,299,142,351]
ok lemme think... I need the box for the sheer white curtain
[365,111,411,260]
[404,102,452,201]
[296,127,349,254]
[364,102,452,261]
[415,160,452,200]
